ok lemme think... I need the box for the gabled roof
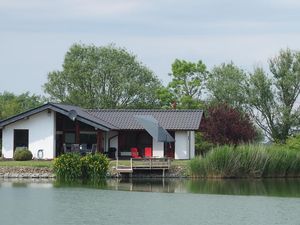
[86,109,203,130]
[0,103,203,131]
[0,103,116,131]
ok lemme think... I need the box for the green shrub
[286,135,300,151]
[53,153,82,181]
[81,153,109,180]
[0,138,2,156]
[53,153,109,181]
[195,132,214,156]
[13,148,33,161]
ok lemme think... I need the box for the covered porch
[55,113,106,157]
[107,130,175,159]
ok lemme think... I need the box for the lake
[0,178,300,225]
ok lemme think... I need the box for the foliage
[165,59,207,109]
[53,153,82,181]
[0,92,44,120]
[44,43,162,109]
[195,132,214,156]
[155,87,176,109]
[286,134,300,151]
[13,148,33,161]
[53,153,109,181]
[201,103,257,145]
[207,62,247,110]
[81,153,109,180]
[246,48,300,143]
[264,146,300,177]
[189,144,300,178]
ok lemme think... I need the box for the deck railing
[116,157,171,174]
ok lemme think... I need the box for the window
[14,129,29,151]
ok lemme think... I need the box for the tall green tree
[246,48,300,142]
[207,62,247,110]
[0,92,43,120]
[44,43,162,109]
[166,59,207,109]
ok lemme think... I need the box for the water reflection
[186,179,300,197]
[1,178,300,197]
[106,178,300,197]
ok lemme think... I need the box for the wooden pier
[116,158,171,176]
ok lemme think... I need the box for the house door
[164,131,175,158]
[14,129,29,151]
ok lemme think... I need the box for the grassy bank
[189,145,300,178]
[0,160,53,168]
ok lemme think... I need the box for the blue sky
[1,0,300,95]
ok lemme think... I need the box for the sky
[1,0,300,95]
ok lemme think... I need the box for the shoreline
[0,166,55,179]
[1,166,300,179]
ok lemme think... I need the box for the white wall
[189,131,195,158]
[152,139,164,157]
[2,110,56,159]
[175,131,195,159]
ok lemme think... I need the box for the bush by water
[53,153,109,181]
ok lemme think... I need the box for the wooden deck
[116,158,171,175]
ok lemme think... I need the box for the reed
[189,144,300,178]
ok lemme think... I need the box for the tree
[207,62,247,110]
[166,59,207,109]
[44,43,162,109]
[0,92,44,120]
[246,48,300,142]
[200,104,257,145]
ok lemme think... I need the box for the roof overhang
[0,103,111,131]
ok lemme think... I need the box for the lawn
[0,160,53,168]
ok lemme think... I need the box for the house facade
[0,103,203,160]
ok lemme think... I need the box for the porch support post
[97,130,103,153]
[75,121,80,144]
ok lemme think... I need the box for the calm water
[0,178,300,225]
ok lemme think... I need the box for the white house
[0,103,203,160]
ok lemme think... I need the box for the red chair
[131,147,141,158]
[144,147,152,158]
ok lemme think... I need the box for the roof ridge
[86,108,203,112]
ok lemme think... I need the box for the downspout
[188,131,191,159]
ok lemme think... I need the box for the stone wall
[0,167,55,178]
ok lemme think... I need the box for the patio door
[14,129,29,151]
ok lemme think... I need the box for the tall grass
[189,144,300,178]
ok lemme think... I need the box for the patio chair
[71,144,80,153]
[144,147,152,158]
[131,147,141,158]
[63,144,70,153]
